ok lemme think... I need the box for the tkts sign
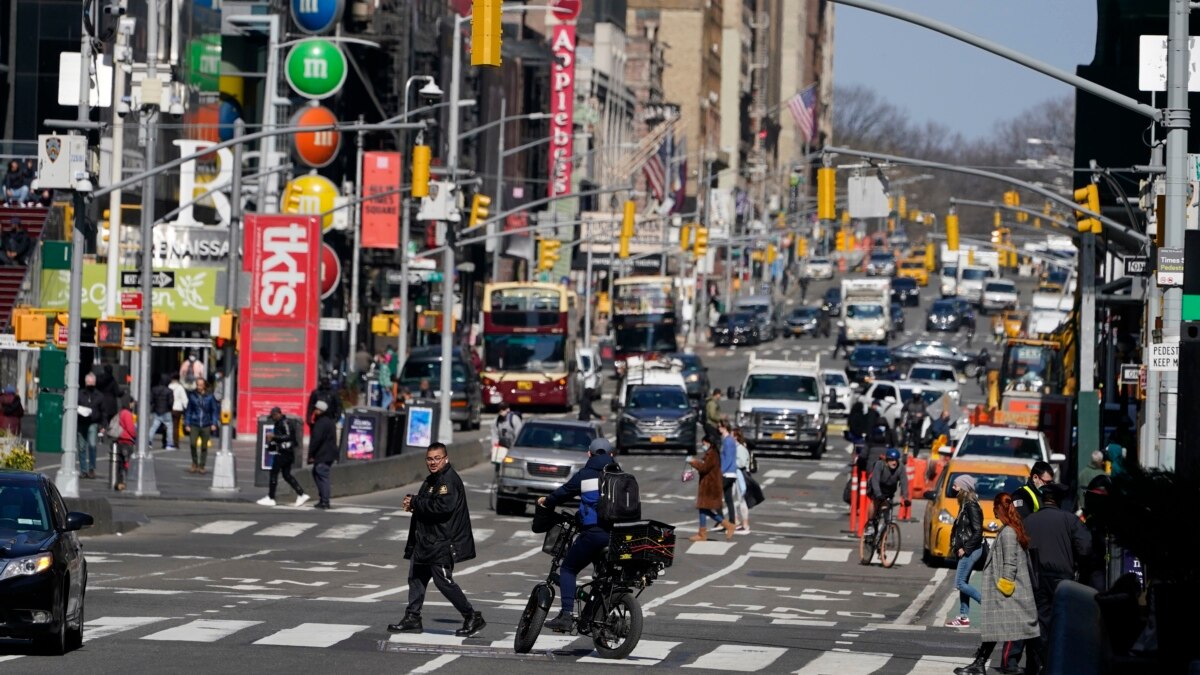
[548,23,576,198]
[237,214,321,434]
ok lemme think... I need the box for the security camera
[104,0,128,15]
[168,101,185,118]
[116,100,131,118]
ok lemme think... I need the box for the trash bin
[253,414,304,488]
[341,407,387,461]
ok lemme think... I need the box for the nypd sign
[291,0,344,34]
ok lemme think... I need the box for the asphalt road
[1,272,1043,674]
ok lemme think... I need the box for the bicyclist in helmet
[859,416,896,473]
[867,447,911,523]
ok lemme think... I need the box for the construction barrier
[899,455,929,521]
[847,467,861,533]
[857,469,870,535]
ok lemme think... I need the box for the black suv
[397,346,483,430]
[615,385,699,453]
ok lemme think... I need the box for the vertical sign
[361,151,402,248]
[237,214,322,434]
[548,23,576,199]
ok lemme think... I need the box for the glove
[996,577,1015,597]
[902,499,912,507]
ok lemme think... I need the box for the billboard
[237,214,322,434]
[361,151,402,248]
[548,23,576,198]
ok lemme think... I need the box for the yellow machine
[896,257,929,286]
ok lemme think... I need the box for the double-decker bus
[481,282,578,409]
[611,275,678,373]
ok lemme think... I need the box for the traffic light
[537,238,562,272]
[991,228,1003,245]
[96,319,125,349]
[1074,183,1101,233]
[471,0,503,67]
[693,227,709,258]
[817,167,836,221]
[945,213,959,251]
[796,237,808,258]
[680,224,692,252]
[835,228,847,252]
[468,193,492,228]
[766,243,777,264]
[13,310,46,343]
[1003,190,1020,208]
[152,311,170,336]
[841,210,850,225]
[897,195,907,219]
[993,210,1002,228]
[619,201,635,259]
[214,311,236,349]
[411,145,431,198]
[371,314,400,337]
[887,217,895,233]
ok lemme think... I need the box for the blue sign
[291,0,345,35]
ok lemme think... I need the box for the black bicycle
[515,509,675,659]
[858,498,901,567]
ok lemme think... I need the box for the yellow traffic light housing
[471,0,503,67]
[14,310,46,343]
[945,213,959,251]
[619,201,636,259]
[538,238,562,272]
[411,145,432,198]
[1074,184,1101,233]
[371,314,399,337]
[897,195,907,219]
[766,243,777,264]
[469,193,492,228]
[680,224,692,252]
[835,229,847,252]
[796,237,808,258]
[993,210,1002,228]
[693,227,709,258]
[817,168,836,221]
[152,311,170,336]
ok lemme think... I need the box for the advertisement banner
[40,264,223,323]
[548,23,576,198]
[361,151,402,248]
[237,214,322,434]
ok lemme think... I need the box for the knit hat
[952,474,976,492]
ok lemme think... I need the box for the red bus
[481,282,578,409]
[611,275,678,373]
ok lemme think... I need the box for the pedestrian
[946,474,984,628]
[955,493,1041,675]
[77,373,103,479]
[307,399,338,509]
[718,420,739,523]
[179,351,206,392]
[183,378,220,474]
[376,353,395,409]
[1012,461,1054,519]
[416,378,435,401]
[687,436,736,541]
[3,159,29,206]
[847,400,868,442]
[0,218,33,266]
[168,373,187,446]
[113,397,137,491]
[307,376,342,426]
[95,366,120,477]
[491,401,524,449]
[799,275,810,303]
[732,429,752,533]
[0,384,24,435]
[389,442,486,637]
[577,383,604,422]
[148,374,176,450]
[703,389,722,444]
[1024,482,1090,662]
[354,343,372,380]
[833,326,849,359]
[256,407,309,507]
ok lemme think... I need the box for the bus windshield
[615,324,677,353]
[484,334,566,371]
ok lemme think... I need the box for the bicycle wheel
[858,530,876,565]
[879,522,902,568]
[592,592,643,660]
[514,591,549,654]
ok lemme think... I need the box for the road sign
[284,39,348,99]
[291,104,341,167]
[551,0,582,21]
[55,323,68,347]
[1120,363,1141,385]
[120,270,175,289]
[120,291,143,312]
[1149,339,1180,372]
[291,0,345,34]
[319,317,348,332]
[1124,256,1150,277]
[1158,247,1184,287]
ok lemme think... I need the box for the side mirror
[1050,452,1067,463]
[64,511,94,532]
[923,490,936,500]
[727,386,737,399]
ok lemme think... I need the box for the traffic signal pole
[212,119,245,493]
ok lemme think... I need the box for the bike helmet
[910,387,923,396]
[884,448,901,461]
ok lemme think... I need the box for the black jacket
[950,497,984,555]
[307,386,341,424]
[1012,480,1043,520]
[270,418,298,459]
[1025,503,1091,578]
[847,402,868,437]
[307,415,339,464]
[405,464,476,564]
[151,384,174,415]
[77,387,103,424]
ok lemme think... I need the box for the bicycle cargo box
[608,520,675,568]
[543,522,572,557]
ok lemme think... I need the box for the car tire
[66,590,84,651]
[35,594,68,655]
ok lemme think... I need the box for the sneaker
[944,615,971,628]
[387,613,422,633]
[314,502,331,510]
[256,497,276,507]
[294,494,311,507]
[165,446,177,451]
[735,527,750,535]
[544,610,577,634]
[455,611,486,637]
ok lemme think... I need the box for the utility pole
[105,17,133,319]
[493,96,506,281]
[1161,0,1189,471]
[439,16,466,444]
[398,197,411,369]
[212,119,245,492]
[348,118,365,361]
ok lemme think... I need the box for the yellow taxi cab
[897,257,929,286]
[921,458,1029,566]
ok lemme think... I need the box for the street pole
[493,96,505,281]
[348,119,365,364]
[1162,0,1189,470]
[398,198,411,369]
[584,234,594,347]
[133,0,161,497]
[439,17,465,444]
[105,19,130,319]
[212,119,244,492]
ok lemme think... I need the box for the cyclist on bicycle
[900,388,928,452]
[963,308,976,345]
[858,419,896,474]
[537,437,618,633]
[867,447,911,525]
[975,348,991,392]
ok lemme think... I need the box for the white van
[940,264,958,298]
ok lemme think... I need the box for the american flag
[643,135,669,202]
[670,133,686,213]
[787,85,817,143]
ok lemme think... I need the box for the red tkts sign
[548,23,576,198]
[236,214,321,433]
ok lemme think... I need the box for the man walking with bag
[257,407,309,507]
[307,400,338,509]
[389,442,485,638]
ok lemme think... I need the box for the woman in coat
[946,473,984,628]
[688,436,735,541]
[955,492,1041,675]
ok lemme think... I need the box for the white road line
[253,622,369,647]
[902,655,974,674]
[191,520,257,535]
[490,632,579,651]
[806,470,841,481]
[317,524,374,539]
[801,547,851,562]
[772,619,837,627]
[0,656,23,663]
[764,469,796,479]
[412,654,461,673]
[678,613,740,622]
[579,639,680,666]
[254,522,317,538]
[645,554,753,611]
[895,568,948,625]
[83,616,172,643]
[141,619,263,642]
[687,541,736,556]
[793,651,891,674]
[683,644,788,671]
[749,543,792,556]
[895,551,914,566]
[474,528,494,543]
[389,631,467,646]
[327,506,380,515]
[930,585,960,626]
[333,546,543,603]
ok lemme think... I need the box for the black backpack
[598,462,641,524]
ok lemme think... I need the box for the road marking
[191,520,257,535]
[902,655,974,674]
[329,546,544,603]
[83,616,171,642]
[645,554,753,611]
[579,639,680,666]
[895,568,948,625]
[801,547,851,562]
[895,551,914,566]
[412,654,461,673]
[806,470,841,481]
[687,541,736,555]
[141,619,262,642]
[327,506,380,515]
[490,632,578,651]
[931,585,959,626]
[253,622,369,647]
[0,656,23,663]
[317,524,374,540]
[764,469,796,479]
[793,651,891,674]
[749,543,793,557]
[677,613,740,622]
[863,623,927,632]
[389,630,466,646]
[771,618,837,627]
[683,644,788,671]
[255,522,317,538]
[474,528,494,543]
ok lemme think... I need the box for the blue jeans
[148,412,175,448]
[698,508,724,528]
[559,529,608,613]
[77,423,99,473]
[6,185,29,204]
[955,546,983,615]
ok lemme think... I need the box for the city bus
[611,275,679,373]
[481,282,578,410]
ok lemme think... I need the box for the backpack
[496,412,521,448]
[597,462,641,524]
[106,413,123,440]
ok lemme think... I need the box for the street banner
[361,151,402,248]
[237,214,322,434]
[548,23,576,198]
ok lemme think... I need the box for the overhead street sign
[120,271,175,289]
[1123,256,1150,277]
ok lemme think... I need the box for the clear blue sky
[834,0,1097,139]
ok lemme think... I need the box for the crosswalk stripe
[749,543,792,557]
[327,506,380,515]
[84,616,172,642]
[253,622,369,648]
[683,644,788,671]
[383,529,409,541]
[764,469,795,479]
[390,630,465,646]
[579,639,681,666]
[490,632,579,651]
[141,619,263,642]
[895,552,914,566]
[806,470,841,481]
[413,655,461,673]
[902,655,974,674]
[801,547,851,563]
[255,522,318,538]
[678,612,740,622]
[792,650,891,674]
[191,520,257,535]
[317,524,374,540]
[686,541,736,556]
[474,528,494,543]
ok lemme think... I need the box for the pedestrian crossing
[11,615,972,673]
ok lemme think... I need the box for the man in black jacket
[307,400,338,509]
[306,377,341,427]
[149,374,177,450]
[1012,460,1054,519]
[1025,482,1091,663]
[77,373,104,479]
[388,442,485,638]
[258,407,309,507]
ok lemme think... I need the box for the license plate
[771,432,787,440]
[650,435,666,443]
[518,396,532,403]
[517,381,533,391]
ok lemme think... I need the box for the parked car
[711,312,761,346]
[493,420,602,515]
[666,352,710,404]
[805,256,835,279]
[925,299,965,333]
[821,287,842,317]
[783,306,831,338]
[891,340,978,374]
[890,277,921,306]
[922,459,1027,565]
[0,471,93,653]
[398,346,483,430]
[845,345,897,384]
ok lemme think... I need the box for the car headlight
[736,411,750,426]
[0,553,53,580]
[937,509,954,524]
[686,373,700,383]
[875,328,886,337]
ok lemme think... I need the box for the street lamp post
[438,14,468,444]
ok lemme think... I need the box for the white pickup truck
[840,278,892,344]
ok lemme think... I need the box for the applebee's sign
[548,23,576,198]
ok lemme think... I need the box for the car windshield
[893,278,916,289]
[823,372,848,386]
[791,308,817,319]
[810,258,829,265]
[718,313,754,327]
[399,360,469,388]
[870,254,893,263]
[910,367,955,381]
[628,386,691,410]
[930,301,957,314]
[901,389,943,405]
[1047,269,1068,283]
[944,472,1027,500]
[823,288,840,300]
[514,424,595,452]
[847,304,884,319]
[484,334,566,371]
[850,348,891,365]
[900,261,923,270]
[957,434,1044,460]
[0,485,52,534]
[962,268,990,281]
[943,266,958,277]
[986,282,1015,293]
[743,374,821,402]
